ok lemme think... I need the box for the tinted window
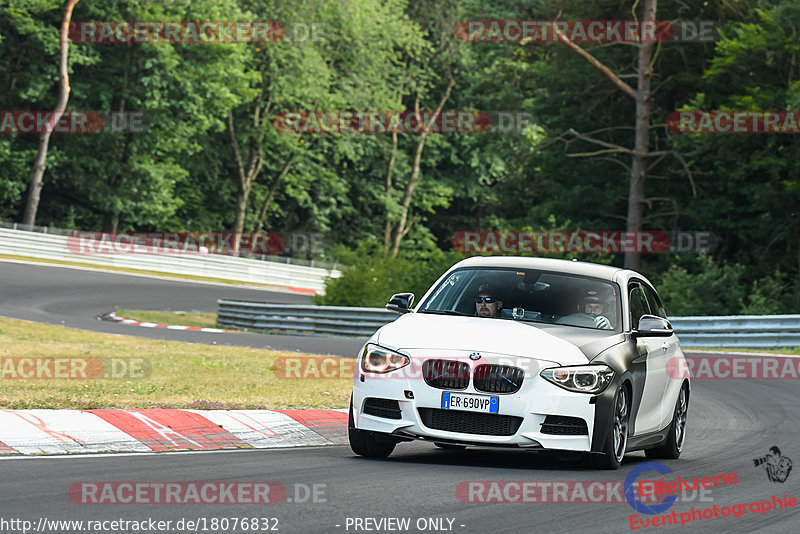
[629,284,650,329]
[420,267,621,331]
[642,284,667,319]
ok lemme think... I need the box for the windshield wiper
[419,309,470,316]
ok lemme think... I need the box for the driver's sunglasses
[475,296,496,304]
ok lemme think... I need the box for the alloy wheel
[612,387,629,463]
[674,387,688,452]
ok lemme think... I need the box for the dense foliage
[1,0,798,314]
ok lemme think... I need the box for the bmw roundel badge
[469,353,481,360]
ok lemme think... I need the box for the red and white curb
[101,312,228,333]
[285,286,318,296]
[0,408,348,455]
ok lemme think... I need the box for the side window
[643,284,667,319]
[628,284,650,329]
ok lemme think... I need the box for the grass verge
[0,317,351,410]
[115,309,219,329]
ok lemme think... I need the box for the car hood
[375,313,624,366]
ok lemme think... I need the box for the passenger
[583,291,612,329]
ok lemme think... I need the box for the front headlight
[360,344,411,374]
[540,364,615,394]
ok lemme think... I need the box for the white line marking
[0,444,344,460]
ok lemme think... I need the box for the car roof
[451,256,626,281]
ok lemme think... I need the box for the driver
[583,291,612,329]
[475,285,503,317]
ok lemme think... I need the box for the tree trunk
[255,152,295,233]
[101,212,119,233]
[382,129,399,255]
[233,186,250,239]
[102,97,132,233]
[389,78,455,258]
[383,88,404,256]
[625,0,657,271]
[554,3,657,271]
[22,0,81,227]
[228,111,264,253]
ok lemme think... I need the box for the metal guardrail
[216,301,800,347]
[0,227,340,294]
[217,300,398,336]
[0,221,341,270]
[669,315,800,348]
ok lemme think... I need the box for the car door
[629,281,669,435]
[642,282,682,430]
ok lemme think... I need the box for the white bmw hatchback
[349,257,690,469]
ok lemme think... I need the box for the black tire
[591,384,630,470]
[645,383,688,460]
[348,397,396,458]
[434,442,466,450]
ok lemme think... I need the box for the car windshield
[419,267,621,331]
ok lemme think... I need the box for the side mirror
[633,314,673,337]
[386,292,415,314]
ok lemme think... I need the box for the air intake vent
[418,408,522,436]
[363,398,402,420]
[423,359,470,390]
[540,415,588,435]
[473,364,524,393]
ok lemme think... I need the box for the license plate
[441,392,499,414]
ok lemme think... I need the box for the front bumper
[352,349,603,452]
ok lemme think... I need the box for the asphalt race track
[1,259,798,533]
[0,260,366,356]
[2,378,798,533]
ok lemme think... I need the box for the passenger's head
[475,285,502,317]
[584,300,603,315]
[583,291,604,316]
